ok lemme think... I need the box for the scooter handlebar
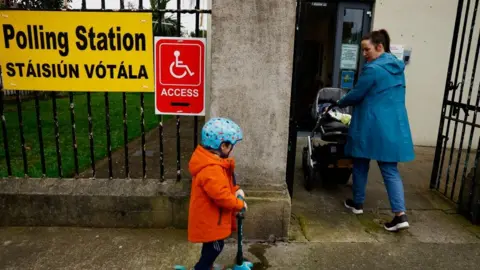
[237,195,246,217]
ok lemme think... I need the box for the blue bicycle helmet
[201,117,243,150]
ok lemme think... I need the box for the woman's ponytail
[362,29,391,53]
[378,29,391,53]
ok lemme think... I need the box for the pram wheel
[321,168,352,185]
[302,147,308,174]
[304,166,318,191]
[336,168,352,185]
[302,146,319,191]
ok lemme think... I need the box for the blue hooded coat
[337,53,415,163]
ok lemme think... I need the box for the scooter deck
[174,262,253,270]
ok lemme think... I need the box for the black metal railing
[0,0,210,181]
[431,0,480,213]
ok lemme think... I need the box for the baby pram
[302,87,353,190]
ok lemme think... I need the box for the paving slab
[241,242,480,270]
[299,211,376,242]
[291,143,479,245]
[406,210,480,243]
[1,227,480,270]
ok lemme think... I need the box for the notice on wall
[340,44,359,70]
[390,44,405,61]
[0,10,154,92]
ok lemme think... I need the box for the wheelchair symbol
[170,50,195,79]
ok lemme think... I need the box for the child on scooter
[187,117,247,270]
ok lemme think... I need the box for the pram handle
[311,102,338,137]
[311,115,322,138]
[320,99,338,114]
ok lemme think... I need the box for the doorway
[286,0,373,196]
[293,0,373,133]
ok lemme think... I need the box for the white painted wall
[372,0,461,147]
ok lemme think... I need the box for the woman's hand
[323,100,339,113]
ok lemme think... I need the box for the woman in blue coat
[334,29,415,232]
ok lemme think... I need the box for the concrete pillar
[204,0,212,115]
[209,0,296,240]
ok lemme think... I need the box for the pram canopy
[311,87,351,119]
[311,87,351,138]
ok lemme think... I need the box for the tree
[13,0,71,9]
[151,0,184,37]
[126,1,136,10]
[190,30,207,38]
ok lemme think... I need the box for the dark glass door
[332,2,372,90]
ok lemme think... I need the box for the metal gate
[431,0,480,223]
[0,0,210,182]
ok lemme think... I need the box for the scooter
[174,196,253,270]
[233,195,253,270]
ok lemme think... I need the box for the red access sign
[154,37,206,115]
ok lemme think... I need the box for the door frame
[332,2,373,88]
[286,0,375,198]
[286,0,306,197]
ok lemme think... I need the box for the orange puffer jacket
[187,146,245,243]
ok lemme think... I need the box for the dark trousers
[194,240,225,270]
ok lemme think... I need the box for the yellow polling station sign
[0,10,154,92]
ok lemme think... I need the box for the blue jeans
[352,158,406,213]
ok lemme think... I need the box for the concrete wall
[0,178,291,241]
[209,0,296,185]
[372,0,460,147]
[0,0,296,242]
